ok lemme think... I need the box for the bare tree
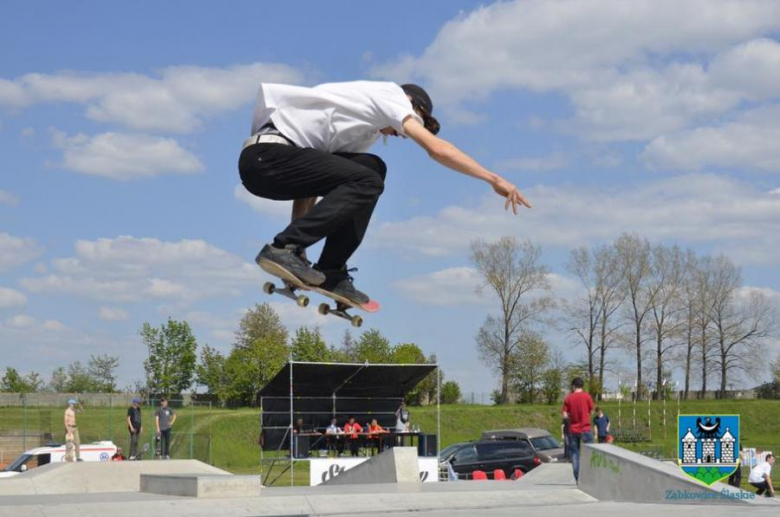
[471,238,553,404]
[564,246,599,392]
[594,245,626,397]
[693,256,718,396]
[678,250,700,400]
[614,234,659,399]
[707,256,775,396]
[647,244,687,399]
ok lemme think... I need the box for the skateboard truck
[262,281,309,308]
[317,302,363,328]
[262,281,364,327]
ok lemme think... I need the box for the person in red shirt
[343,416,364,457]
[562,377,594,483]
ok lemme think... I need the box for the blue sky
[2,0,780,394]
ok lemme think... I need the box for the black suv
[440,440,540,480]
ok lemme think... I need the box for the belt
[242,134,294,151]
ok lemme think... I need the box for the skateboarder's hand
[492,177,531,213]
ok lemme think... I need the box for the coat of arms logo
[678,414,740,486]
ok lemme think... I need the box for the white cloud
[42,319,65,332]
[21,236,261,305]
[234,184,292,218]
[0,287,27,308]
[99,307,129,321]
[52,130,204,180]
[642,105,780,173]
[709,38,780,101]
[394,267,489,306]
[6,314,34,328]
[371,174,780,265]
[0,233,43,271]
[496,153,567,173]
[0,190,19,206]
[394,267,581,307]
[372,0,780,141]
[0,63,304,133]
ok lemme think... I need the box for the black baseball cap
[401,84,440,135]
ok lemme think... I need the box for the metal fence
[0,395,212,467]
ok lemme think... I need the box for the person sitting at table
[293,418,306,434]
[368,419,388,456]
[325,418,343,456]
[343,416,363,457]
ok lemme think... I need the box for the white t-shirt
[748,462,772,483]
[251,81,423,154]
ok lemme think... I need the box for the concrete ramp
[141,473,262,498]
[517,463,576,487]
[322,447,420,485]
[0,460,228,495]
[580,443,774,505]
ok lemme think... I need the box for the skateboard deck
[258,258,379,328]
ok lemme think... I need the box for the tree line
[2,304,461,407]
[472,234,779,403]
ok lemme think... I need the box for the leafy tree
[511,331,550,403]
[541,367,563,404]
[234,303,287,351]
[141,318,198,395]
[196,345,230,405]
[1,367,43,392]
[291,327,331,362]
[49,367,68,392]
[353,329,393,363]
[440,381,462,404]
[88,354,119,392]
[224,336,288,406]
[65,361,95,392]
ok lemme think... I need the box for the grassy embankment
[2,399,778,487]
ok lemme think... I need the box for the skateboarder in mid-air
[239,81,531,304]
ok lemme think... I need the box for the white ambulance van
[0,441,118,478]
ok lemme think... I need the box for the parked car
[0,441,117,478]
[439,440,540,480]
[480,428,565,463]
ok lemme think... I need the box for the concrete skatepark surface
[0,445,776,516]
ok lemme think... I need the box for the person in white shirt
[324,418,343,456]
[748,453,775,497]
[240,81,530,303]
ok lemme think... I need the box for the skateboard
[258,259,380,327]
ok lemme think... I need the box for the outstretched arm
[402,117,531,214]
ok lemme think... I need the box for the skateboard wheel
[262,282,275,295]
[350,315,363,328]
[318,303,329,316]
[296,294,309,308]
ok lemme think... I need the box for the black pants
[129,430,140,458]
[239,143,386,270]
[751,481,773,496]
[160,429,171,457]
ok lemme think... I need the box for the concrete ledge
[322,447,420,485]
[141,473,262,498]
[579,443,774,505]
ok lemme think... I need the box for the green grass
[2,399,778,487]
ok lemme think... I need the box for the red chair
[512,469,524,480]
[472,470,488,481]
[494,469,507,480]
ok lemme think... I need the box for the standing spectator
[562,377,594,483]
[63,399,82,462]
[395,402,410,432]
[343,416,363,457]
[127,398,143,460]
[155,398,176,460]
[748,453,775,497]
[728,447,746,488]
[592,407,611,443]
[561,416,571,462]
